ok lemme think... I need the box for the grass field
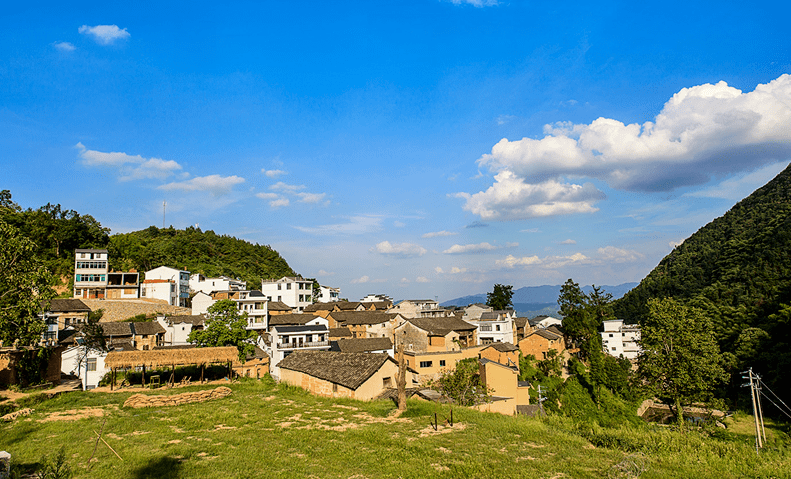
[2,378,790,478]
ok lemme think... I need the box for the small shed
[104,346,240,388]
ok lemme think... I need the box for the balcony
[277,340,329,350]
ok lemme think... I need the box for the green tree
[429,358,491,406]
[0,220,54,346]
[638,298,728,425]
[559,279,614,359]
[486,284,514,310]
[188,299,256,360]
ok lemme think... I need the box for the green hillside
[613,163,791,403]
[0,190,296,292]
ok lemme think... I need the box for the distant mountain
[613,162,791,404]
[442,282,638,317]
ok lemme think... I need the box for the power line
[757,378,791,417]
[759,390,791,420]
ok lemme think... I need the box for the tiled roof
[58,329,80,345]
[331,337,393,353]
[329,327,353,338]
[304,303,335,312]
[166,315,205,326]
[514,317,529,329]
[273,324,328,333]
[479,312,500,320]
[334,301,363,310]
[248,290,266,297]
[100,322,133,336]
[44,299,91,313]
[546,325,564,336]
[327,311,399,325]
[405,316,476,336]
[267,301,292,311]
[484,342,519,352]
[268,313,320,326]
[479,357,518,372]
[368,301,392,310]
[131,321,166,336]
[532,329,562,341]
[277,351,393,390]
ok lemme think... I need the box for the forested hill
[109,226,295,286]
[0,190,296,290]
[612,163,791,399]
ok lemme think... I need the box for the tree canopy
[429,358,491,406]
[188,299,256,361]
[486,284,514,311]
[638,298,727,424]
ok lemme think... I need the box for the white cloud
[450,0,499,7]
[393,221,406,228]
[521,228,541,233]
[351,275,369,284]
[255,192,279,200]
[78,24,130,45]
[317,269,334,276]
[270,181,305,192]
[455,171,605,221]
[158,175,245,196]
[294,215,383,235]
[435,267,444,274]
[416,276,430,283]
[497,114,516,125]
[559,239,577,245]
[262,169,286,178]
[76,143,182,181]
[269,198,290,208]
[53,42,75,51]
[400,278,410,284]
[597,246,644,263]
[422,230,458,238]
[496,255,542,268]
[496,253,590,269]
[372,241,427,257]
[669,239,685,249]
[478,74,791,193]
[296,192,327,204]
[442,242,499,254]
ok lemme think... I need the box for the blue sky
[2,0,790,302]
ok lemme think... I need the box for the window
[609,333,614,337]
[278,284,282,290]
[277,296,282,301]
[496,325,501,331]
[286,283,291,290]
[439,360,446,367]
[480,325,492,332]
[419,361,433,368]
[87,358,97,372]
[383,377,393,388]
[298,283,303,290]
[611,347,616,351]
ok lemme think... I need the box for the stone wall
[82,299,191,322]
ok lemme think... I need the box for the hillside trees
[0,220,54,346]
[638,298,727,424]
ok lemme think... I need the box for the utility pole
[742,368,763,451]
[755,373,767,444]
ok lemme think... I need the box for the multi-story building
[601,319,641,360]
[469,310,516,345]
[142,266,190,306]
[317,285,341,303]
[73,249,109,299]
[260,276,314,312]
[264,317,330,379]
[388,299,452,319]
[189,274,247,294]
[106,271,140,299]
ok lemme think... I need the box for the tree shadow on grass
[132,455,183,479]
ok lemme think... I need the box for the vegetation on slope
[613,163,791,406]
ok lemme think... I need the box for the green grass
[2,379,790,478]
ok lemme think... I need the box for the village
[0,247,641,418]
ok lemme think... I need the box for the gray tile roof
[277,351,393,390]
[268,313,319,326]
[100,322,133,337]
[331,337,393,353]
[514,317,529,329]
[329,327,353,338]
[483,342,519,352]
[44,299,91,313]
[327,311,399,325]
[273,324,328,333]
[166,315,205,326]
[406,316,476,336]
[532,329,562,341]
[267,301,292,311]
[131,321,166,336]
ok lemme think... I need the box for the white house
[601,319,641,360]
[360,293,392,303]
[389,299,452,319]
[265,317,330,379]
[142,266,190,306]
[470,310,516,345]
[260,277,314,312]
[73,249,109,299]
[461,303,492,322]
[189,274,247,294]
[317,285,341,303]
[157,314,206,346]
[235,290,269,330]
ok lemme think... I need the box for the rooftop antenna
[162,200,166,228]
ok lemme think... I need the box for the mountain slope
[443,283,638,312]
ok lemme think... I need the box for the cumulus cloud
[443,242,499,254]
[295,215,383,235]
[78,24,130,45]
[53,42,75,51]
[296,192,326,204]
[400,278,410,284]
[416,276,430,283]
[435,267,444,274]
[76,142,182,181]
[262,169,286,178]
[255,192,279,200]
[597,246,644,263]
[455,171,605,221]
[496,253,590,269]
[270,181,305,192]
[351,275,369,284]
[450,267,468,274]
[372,241,427,257]
[269,198,290,208]
[158,175,245,196]
[318,270,334,276]
[495,255,542,268]
[422,230,457,238]
[559,239,577,245]
[450,0,499,6]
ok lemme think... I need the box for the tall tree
[429,358,491,406]
[188,299,256,360]
[486,284,514,310]
[0,220,54,346]
[638,298,727,424]
[558,279,613,359]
